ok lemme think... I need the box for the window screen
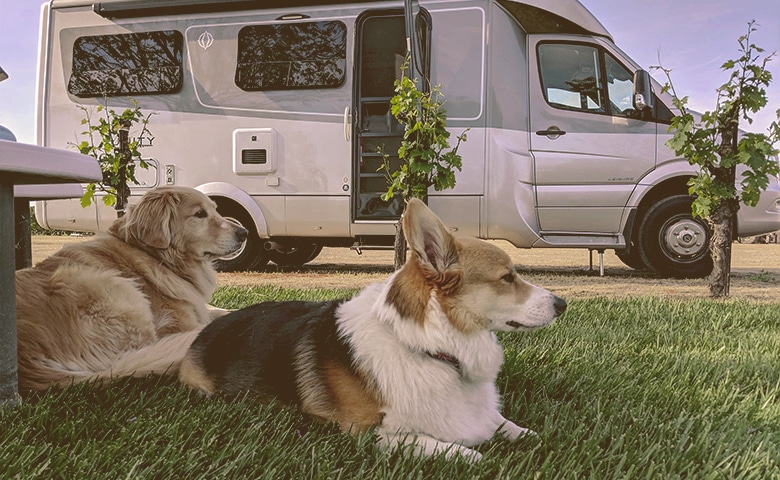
[236,21,347,91]
[68,30,183,97]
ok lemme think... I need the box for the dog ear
[109,189,179,249]
[403,198,460,283]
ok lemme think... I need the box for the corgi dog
[179,198,566,461]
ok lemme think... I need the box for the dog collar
[426,351,462,375]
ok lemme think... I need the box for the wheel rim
[268,243,320,266]
[217,217,247,262]
[659,215,708,261]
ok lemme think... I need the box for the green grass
[3,288,780,479]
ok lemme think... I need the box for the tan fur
[391,199,544,335]
[385,260,433,326]
[386,206,463,327]
[319,358,384,434]
[178,353,216,395]
[15,186,245,392]
[290,337,383,432]
[440,236,534,333]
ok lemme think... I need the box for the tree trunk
[115,119,132,218]
[707,102,740,297]
[707,201,737,297]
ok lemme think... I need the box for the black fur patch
[189,300,343,400]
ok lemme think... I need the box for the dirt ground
[30,235,780,303]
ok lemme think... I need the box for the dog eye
[194,209,208,218]
[501,273,515,283]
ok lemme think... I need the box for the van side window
[604,53,635,117]
[68,31,183,97]
[539,44,604,113]
[236,21,346,91]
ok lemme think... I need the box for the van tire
[267,243,322,267]
[212,200,269,272]
[615,246,648,270]
[637,195,712,278]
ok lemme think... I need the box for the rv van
[34,0,780,277]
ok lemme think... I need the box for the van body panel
[285,196,351,237]
[483,128,540,246]
[537,184,636,230]
[738,182,780,236]
[37,197,98,231]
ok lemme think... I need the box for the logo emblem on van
[198,31,214,50]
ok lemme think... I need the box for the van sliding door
[353,10,430,220]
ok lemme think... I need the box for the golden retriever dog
[15,186,247,392]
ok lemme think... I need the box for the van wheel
[637,195,712,278]
[212,200,269,272]
[267,243,322,267]
[615,246,648,270]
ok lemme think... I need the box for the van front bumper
[737,178,780,237]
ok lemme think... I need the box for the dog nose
[235,226,248,242]
[553,296,567,317]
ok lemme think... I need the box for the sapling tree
[70,98,155,217]
[380,62,467,268]
[656,21,780,297]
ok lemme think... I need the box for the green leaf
[80,184,96,208]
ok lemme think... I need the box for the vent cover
[233,128,277,175]
[242,149,267,164]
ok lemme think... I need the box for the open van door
[352,6,430,221]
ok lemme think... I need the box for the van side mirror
[632,70,654,112]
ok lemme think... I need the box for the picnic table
[0,139,101,406]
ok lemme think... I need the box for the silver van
[34,0,780,277]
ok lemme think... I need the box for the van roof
[53,0,611,40]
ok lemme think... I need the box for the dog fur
[15,186,247,392]
[179,198,566,461]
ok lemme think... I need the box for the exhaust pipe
[264,241,281,251]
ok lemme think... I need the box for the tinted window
[604,53,635,117]
[68,31,183,97]
[538,42,654,120]
[236,21,347,91]
[539,43,604,113]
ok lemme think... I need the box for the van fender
[625,159,696,208]
[195,182,269,238]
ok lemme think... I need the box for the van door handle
[535,126,566,139]
[344,106,351,141]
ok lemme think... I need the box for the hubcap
[661,216,707,259]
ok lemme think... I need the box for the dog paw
[445,444,483,462]
[497,421,538,442]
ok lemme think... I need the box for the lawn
[2,286,779,479]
